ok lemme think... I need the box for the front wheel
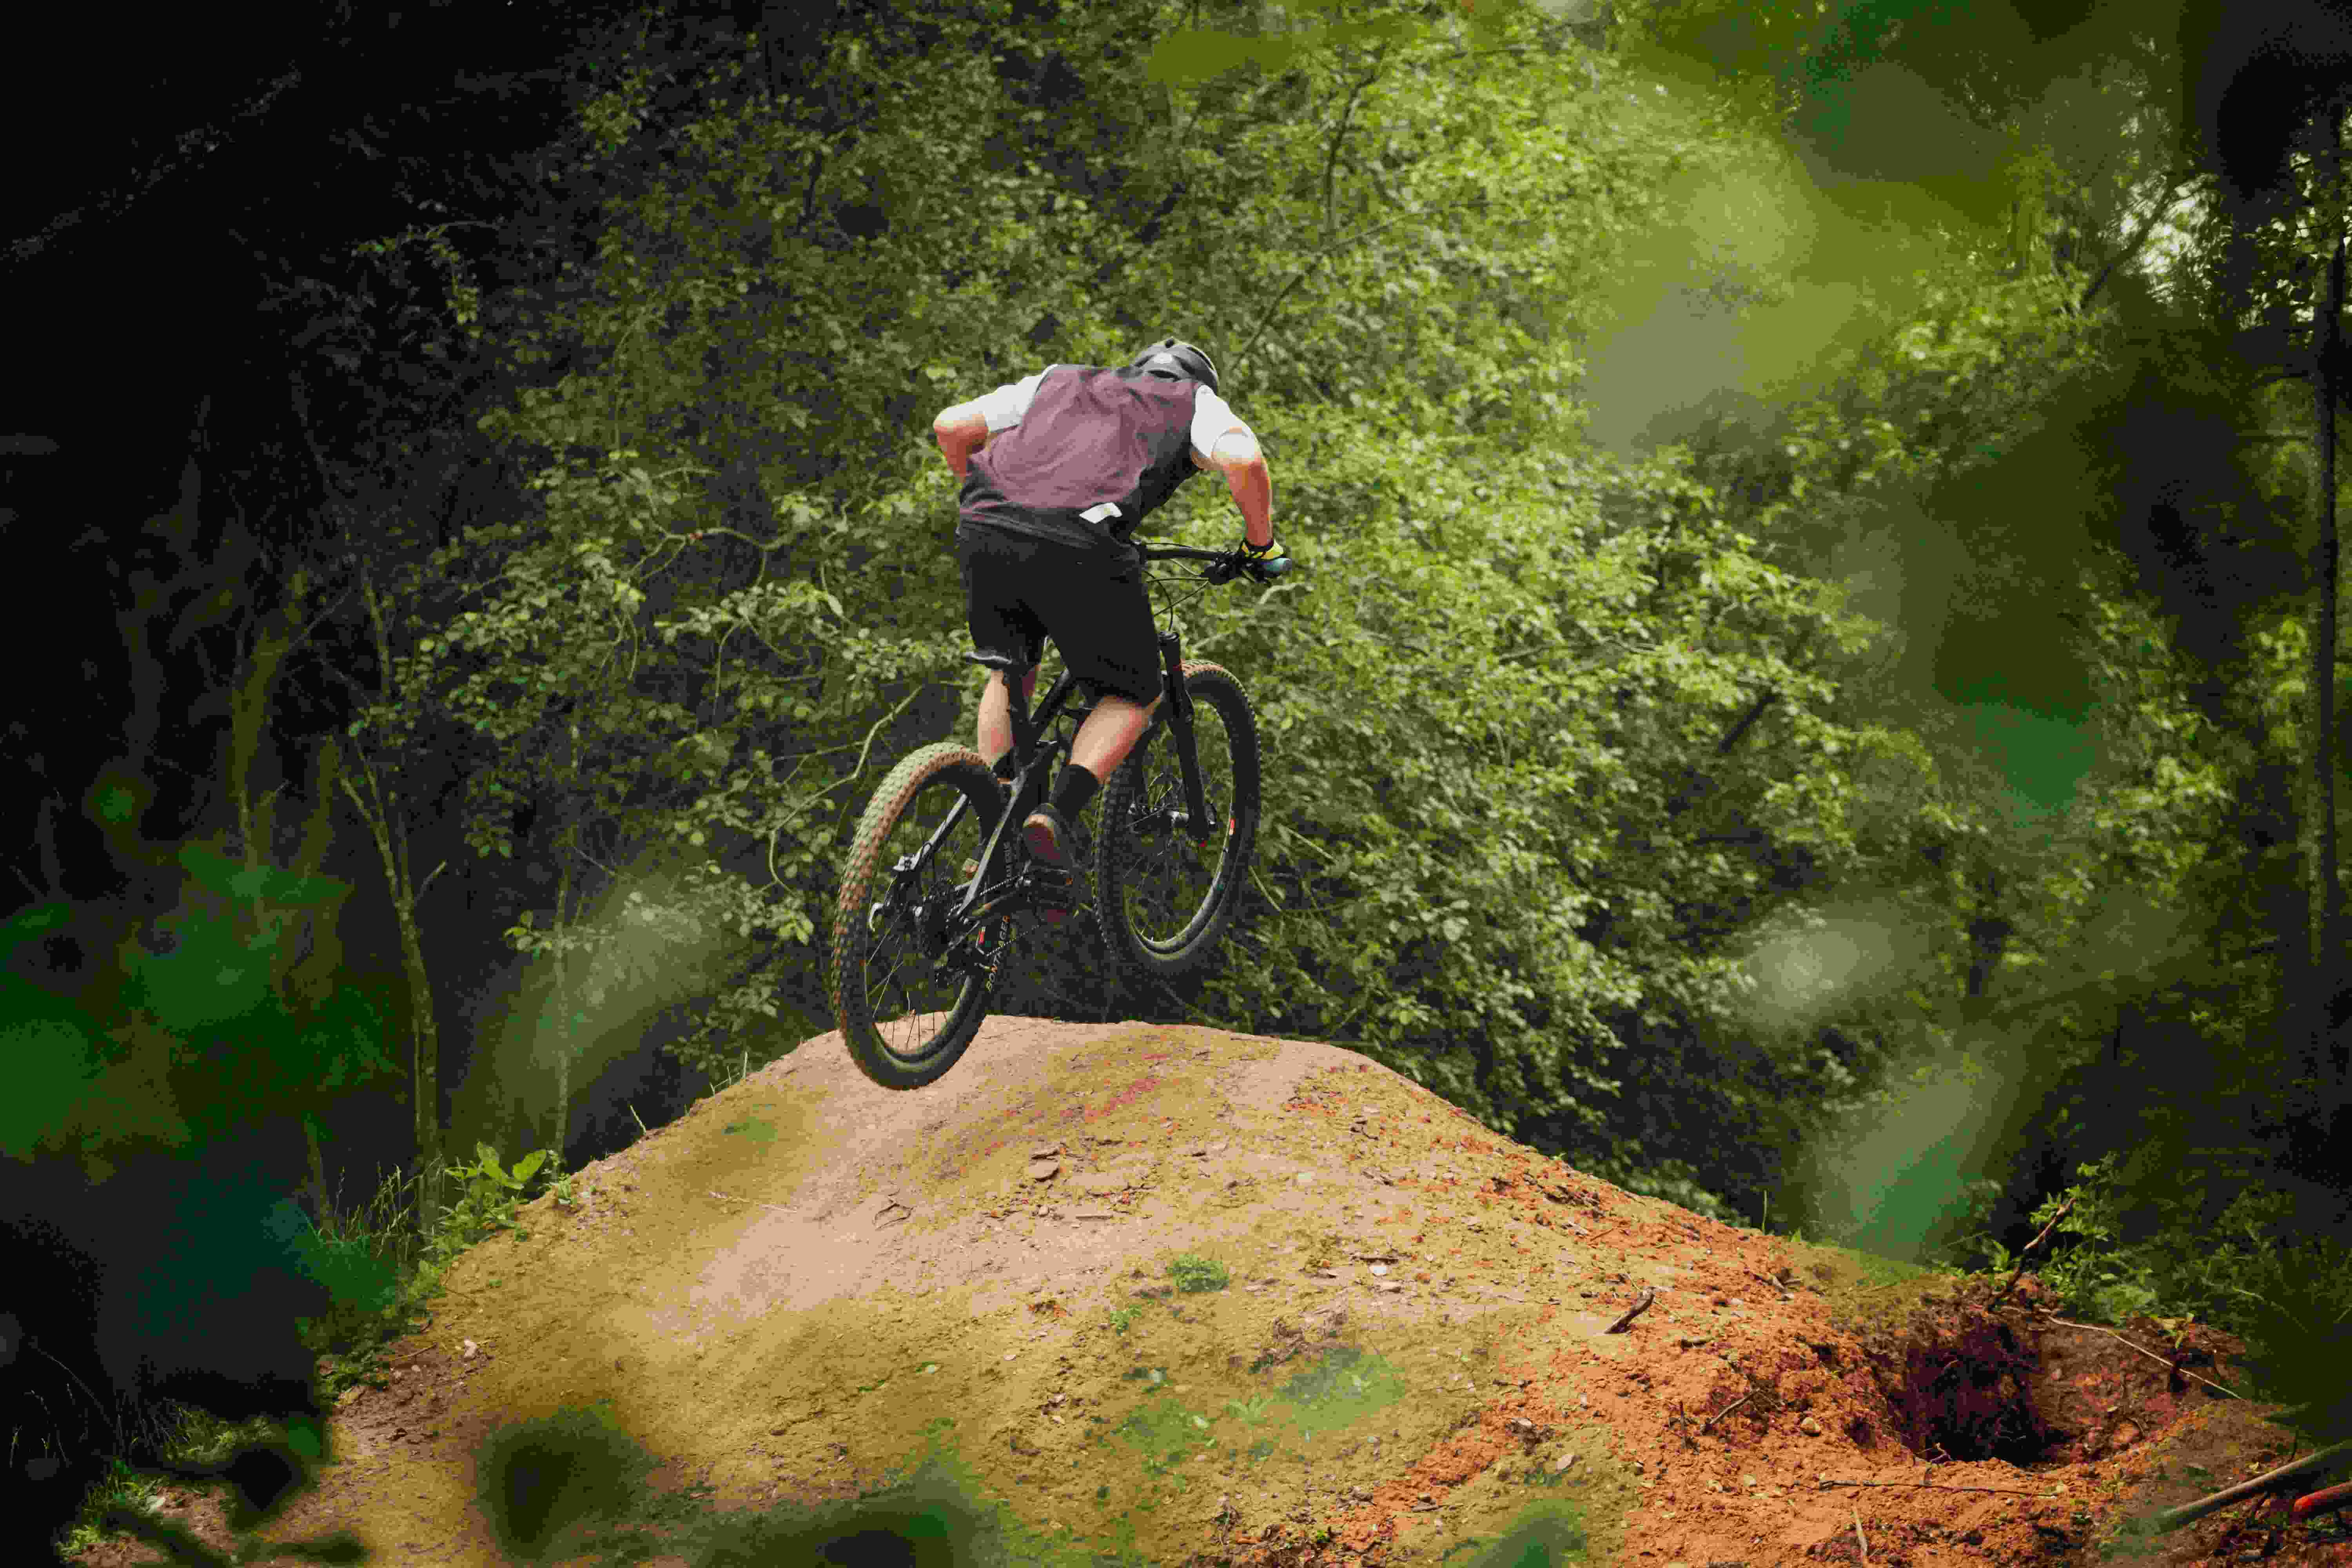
[1095,662,1261,979]
[829,742,1004,1089]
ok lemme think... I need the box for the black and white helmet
[1128,337,1219,394]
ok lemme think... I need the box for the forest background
[5,0,2352,1554]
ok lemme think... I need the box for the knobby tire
[829,742,1006,1089]
[1094,661,1261,978]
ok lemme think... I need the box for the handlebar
[1138,543,1295,585]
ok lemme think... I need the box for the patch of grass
[1437,1499,1593,1565]
[58,1458,171,1556]
[1167,1254,1229,1293]
[1222,1393,1274,1426]
[58,1138,585,1561]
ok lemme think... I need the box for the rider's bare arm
[933,402,995,479]
[1194,426,1273,549]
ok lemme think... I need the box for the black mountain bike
[828,542,1292,1090]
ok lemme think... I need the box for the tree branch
[1234,198,1484,367]
[2149,1441,2352,1533]
[1085,180,1188,290]
[2077,168,2200,313]
[8,67,307,269]
[1321,46,1392,238]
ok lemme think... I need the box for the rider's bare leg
[977,666,1040,769]
[1069,692,1163,783]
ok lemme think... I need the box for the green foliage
[177,842,353,909]
[1167,1254,1230,1294]
[306,0,2333,1266]
[1942,1150,2352,1436]
[1,902,122,1161]
[2029,1152,2163,1323]
[1221,1392,1274,1426]
[343,0,1715,1096]
[427,1142,554,1260]
[472,1401,661,1562]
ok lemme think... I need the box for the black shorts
[956,523,1161,704]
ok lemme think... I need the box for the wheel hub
[911,897,951,959]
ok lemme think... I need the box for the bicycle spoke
[831,744,1005,1089]
[1096,661,1258,977]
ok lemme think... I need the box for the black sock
[1049,764,1100,822]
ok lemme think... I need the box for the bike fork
[1157,629,1212,837]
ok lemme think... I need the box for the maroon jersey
[957,364,1208,557]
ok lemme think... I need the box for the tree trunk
[552,842,573,1171]
[225,563,343,1221]
[381,815,448,1243]
[334,730,446,1228]
[340,568,451,1244]
[1965,866,2014,1002]
[2309,157,2346,1112]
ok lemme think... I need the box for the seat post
[1004,671,1036,761]
[964,650,1039,770]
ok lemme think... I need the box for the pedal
[1027,864,1085,924]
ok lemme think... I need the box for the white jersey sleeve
[1189,387,1252,457]
[972,367,1052,431]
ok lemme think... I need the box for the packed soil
[66,1019,2352,1566]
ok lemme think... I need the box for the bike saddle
[963,651,1025,673]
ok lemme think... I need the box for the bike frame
[919,543,1232,935]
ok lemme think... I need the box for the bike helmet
[1129,337,1219,394]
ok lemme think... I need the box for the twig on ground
[2151,1441,2352,1533]
[1602,1287,1657,1334]
[1819,1479,2050,1496]
[2029,1310,2243,1399]
[1853,1506,1868,1563]
[1987,1195,2073,1308]
[1701,1392,1755,1433]
[708,1188,792,1216]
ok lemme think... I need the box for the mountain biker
[932,337,1281,918]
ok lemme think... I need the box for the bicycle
[827,541,1293,1090]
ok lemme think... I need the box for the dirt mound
[66,1019,2347,1566]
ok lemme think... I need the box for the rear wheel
[1094,662,1260,979]
[829,742,1006,1089]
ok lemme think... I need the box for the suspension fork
[1157,628,1212,838]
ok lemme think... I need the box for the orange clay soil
[67,1019,2352,1567]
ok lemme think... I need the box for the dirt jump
[69,1019,2352,1566]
